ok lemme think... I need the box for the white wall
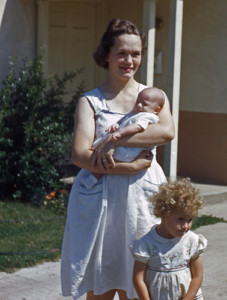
[0,0,37,85]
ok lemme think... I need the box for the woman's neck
[99,77,140,114]
[100,76,139,99]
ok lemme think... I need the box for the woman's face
[106,34,142,81]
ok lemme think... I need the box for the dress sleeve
[191,234,208,259]
[129,239,150,263]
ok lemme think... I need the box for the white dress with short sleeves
[129,225,207,300]
[61,85,166,299]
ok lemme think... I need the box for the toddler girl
[130,178,207,300]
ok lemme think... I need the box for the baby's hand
[106,123,119,133]
[111,132,122,141]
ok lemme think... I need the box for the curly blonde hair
[150,178,203,217]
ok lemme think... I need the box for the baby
[94,87,165,163]
[83,87,165,187]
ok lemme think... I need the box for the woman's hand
[91,133,116,171]
[131,150,153,173]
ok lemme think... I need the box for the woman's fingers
[137,150,153,160]
[91,149,97,168]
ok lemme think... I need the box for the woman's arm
[72,96,153,173]
[91,96,174,167]
[133,260,151,300]
[182,256,203,300]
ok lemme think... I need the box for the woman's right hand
[131,150,153,173]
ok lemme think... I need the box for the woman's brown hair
[93,18,147,69]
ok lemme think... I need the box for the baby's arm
[112,123,144,141]
[133,260,152,300]
[182,256,203,300]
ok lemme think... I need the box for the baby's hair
[140,87,165,109]
[150,178,203,217]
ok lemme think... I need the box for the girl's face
[106,34,142,81]
[158,209,198,239]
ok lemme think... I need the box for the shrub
[0,53,84,205]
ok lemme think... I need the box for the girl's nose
[182,222,189,230]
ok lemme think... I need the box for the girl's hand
[132,150,153,173]
[91,133,116,171]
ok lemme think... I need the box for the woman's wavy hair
[93,18,147,69]
[150,178,203,217]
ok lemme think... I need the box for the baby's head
[134,87,165,114]
[150,178,203,218]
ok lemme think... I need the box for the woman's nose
[124,55,132,64]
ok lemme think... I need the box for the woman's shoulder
[83,87,103,98]
[138,83,148,92]
[82,87,108,112]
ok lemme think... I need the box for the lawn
[0,200,226,273]
[0,201,67,273]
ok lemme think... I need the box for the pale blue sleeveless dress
[61,84,166,299]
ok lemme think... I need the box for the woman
[61,18,174,300]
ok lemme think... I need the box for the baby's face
[133,94,157,114]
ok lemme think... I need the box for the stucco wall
[181,0,227,113]
[0,0,37,85]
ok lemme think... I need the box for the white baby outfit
[130,225,207,300]
[61,85,166,299]
[93,111,159,162]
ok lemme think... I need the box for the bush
[0,53,84,205]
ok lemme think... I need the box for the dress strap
[83,88,109,113]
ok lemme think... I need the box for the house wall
[178,0,227,184]
[0,0,37,85]
[1,0,226,184]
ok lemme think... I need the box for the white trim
[0,0,7,28]
[169,0,184,180]
[142,0,156,87]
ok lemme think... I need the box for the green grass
[0,201,226,273]
[0,201,66,273]
[192,214,226,230]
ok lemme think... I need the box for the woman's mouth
[121,67,133,73]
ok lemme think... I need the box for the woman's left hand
[91,133,116,171]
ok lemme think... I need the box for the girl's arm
[182,256,203,300]
[133,260,152,300]
[72,96,153,173]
